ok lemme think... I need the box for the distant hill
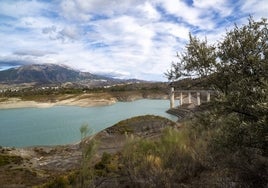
[0,64,141,87]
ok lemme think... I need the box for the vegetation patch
[0,154,23,167]
[106,115,176,135]
[0,98,8,102]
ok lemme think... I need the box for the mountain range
[0,64,142,87]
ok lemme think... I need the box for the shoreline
[0,96,118,109]
[0,94,169,109]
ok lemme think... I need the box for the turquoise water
[0,99,176,147]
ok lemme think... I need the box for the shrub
[120,127,206,187]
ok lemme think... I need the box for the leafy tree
[165,33,217,81]
[217,17,268,119]
[165,16,268,187]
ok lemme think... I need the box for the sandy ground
[0,96,117,109]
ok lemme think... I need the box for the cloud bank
[0,0,267,81]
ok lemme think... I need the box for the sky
[0,0,267,81]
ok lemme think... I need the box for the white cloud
[241,0,268,20]
[60,0,91,21]
[0,0,267,81]
[0,0,47,18]
[193,0,232,17]
[42,25,57,34]
[158,0,209,28]
[137,2,161,21]
[154,22,189,40]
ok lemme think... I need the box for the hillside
[0,64,140,87]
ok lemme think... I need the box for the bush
[0,154,23,166]
[120,127,207,187]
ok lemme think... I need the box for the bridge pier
[188,92,192,104]
[207,91,210,102]
[197,92,201,106]
[170,87,174,109]
[180,92,183,106]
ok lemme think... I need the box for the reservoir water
[0,99,177,147]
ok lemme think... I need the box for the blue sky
[0,0,267,81]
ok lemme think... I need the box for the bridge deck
[173,89,215,93]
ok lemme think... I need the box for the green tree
[217,17,268,119]
[165,33,217,81]
[165,16,268,187]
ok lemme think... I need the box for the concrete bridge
[169,87,213,109]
